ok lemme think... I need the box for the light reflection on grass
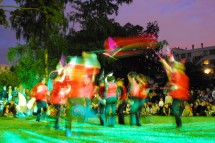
[0,116,214,143]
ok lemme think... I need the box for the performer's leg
[111,101,117,127]
[65,98,73,137]
[99,104,106,126]
[54,104,61,129]
[130,97,138,126]
[172,99,182,127]
[36,101,42,122]
[42,101,48,120]
[136,98,146,126]
[121,101,127,124]
[118,102,124,124]
[84,98,91,122]
[105,101,111,127]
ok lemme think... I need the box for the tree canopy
[2,0,168,88]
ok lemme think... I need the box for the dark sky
[1,0,215,65]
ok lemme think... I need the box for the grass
[0,115,215,143]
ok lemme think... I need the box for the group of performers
[30,47,190,137]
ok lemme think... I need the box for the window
[181,53,186,59]
[187,53,191,57]
[209,49,215,55]
[203,51,207,56]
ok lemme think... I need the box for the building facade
[171,44,215,74]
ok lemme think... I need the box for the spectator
[163,103,170,116]
[165,94,173,105]
[2,86,7,103]
[182,104,193,116]
[150,103,159,115]
[8,86,13,102]
[212,87,215,101]
[3,100,16,117]
[158,98,164,115]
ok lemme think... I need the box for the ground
[0,115,215,143]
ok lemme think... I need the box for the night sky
[1,0,215,65]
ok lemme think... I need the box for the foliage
[7,40,47,89]
[9,0,69,41]
[0,8,8,27]
[0,70,20,88]
[69,0,133,29]
[3,0,167,88]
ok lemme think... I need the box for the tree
[0,70,21,88]
[4,0,167,88]
[2,0,72,84]
[7,41,47,89]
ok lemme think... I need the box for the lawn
[0,115,215,143]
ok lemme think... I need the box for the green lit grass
[0,115,215,143]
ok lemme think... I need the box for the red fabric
[65,64,87,83]
[104,34,158,50]
[106,82,117,99]
[139,84,149,99]
[66,80,85,98]
[64,64,87,98]
[96,85,105,99]
[129,80,140,97]
[168,71,190,100]
[32,83,48,102]
[50,81,68,105]
[119,86,127,100]
[84,81,95,99]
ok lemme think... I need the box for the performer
[159,51,189,128]
[64,56,87,137]
[96,80,106,126]
[116,78,127,125]
[105,75,118,127]
[31,78,50,122]
[50,67,71,130]
[127,71,140,126]
[83,76,95,122]
[136,74,150,126]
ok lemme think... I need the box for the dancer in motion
[127,72,149,126]
[31,78,50,122]
[116,78,127,125]
[127,71,140,126]
[159,50,189,128]
[50,63,71,130]
[105,74,118,127]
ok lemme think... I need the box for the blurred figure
[95,80,106,126]
[165,94,173,106]
[83,76,95,122]
[163,103,171,116]
[127,71,141,126]
[12,87,18,104]
[212,87,215,101]
[105,75,118,127]
[3,100,16,117]
[8,86,13,102]
[182,104,193,116]
[116,78,127,125]
[159,50,189,128]
[158,98,164,115]
[136,74,150,125]
[31,78,50,122]
[50,66,71,130]
[2,86,7,103]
